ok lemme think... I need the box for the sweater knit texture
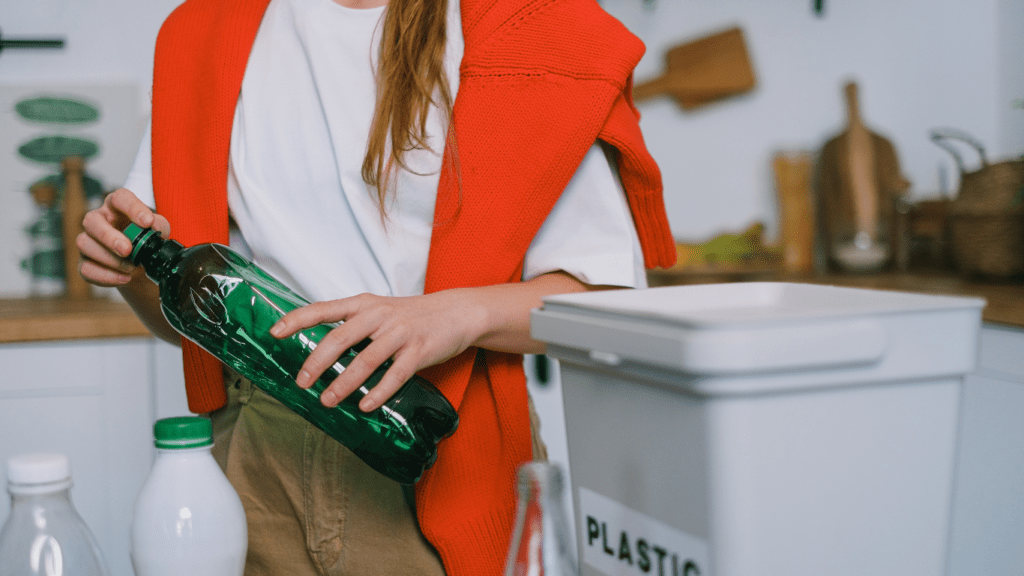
[151,0,675,574]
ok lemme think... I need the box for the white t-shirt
[124,0,645,303]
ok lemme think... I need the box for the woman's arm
[269,271,610,412]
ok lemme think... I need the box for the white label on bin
[578,487,710,576]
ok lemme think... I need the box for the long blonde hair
[362,0,453,212]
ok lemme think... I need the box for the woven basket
[947,212,1024,277]
[931,129,1024,278]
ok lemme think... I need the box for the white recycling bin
[531,282,984,576]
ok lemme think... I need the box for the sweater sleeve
[523,143,646,288]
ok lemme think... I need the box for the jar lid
[6,453,73,494]
[154,416,214,449]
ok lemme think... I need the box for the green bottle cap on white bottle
[153,417,213,450]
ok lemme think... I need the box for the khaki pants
[208,368,548,576]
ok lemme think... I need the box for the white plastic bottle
[0,452,111,576]
[130,416,247,576]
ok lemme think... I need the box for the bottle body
[124,225,458,484]
[505,462,579,576]
[0,454,110,576]
[130,446,247,576]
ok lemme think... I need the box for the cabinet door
[948,325,1024,576]
[0,338,156,576]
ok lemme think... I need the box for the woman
[78,0,675,574]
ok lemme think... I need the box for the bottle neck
[156,445,213,455]
[517,462,566,508]
[128,229,184,282]
[8,487,73,508]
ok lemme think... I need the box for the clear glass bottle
[504,462,578,576]
[122,224,458,485]
[131,417,247,576]
[0,453,111,576]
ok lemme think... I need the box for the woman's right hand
[77,187,170,287]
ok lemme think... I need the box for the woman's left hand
[269,272,594,411]
[270,290,487,411]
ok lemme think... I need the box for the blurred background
[1,0,1022,295]
[0,2,1022,576]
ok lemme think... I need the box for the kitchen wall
[600,0,1024,240]
[1,0,1021,245]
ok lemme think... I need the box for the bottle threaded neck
[123,223,183,282]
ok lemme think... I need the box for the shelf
[0,297,150,344]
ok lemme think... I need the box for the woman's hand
[78,188,180,344]
[270,290,487,412]
[77,187,170,287]
[270,272,593,412]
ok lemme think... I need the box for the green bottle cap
[123,222,144,243]
[122,223,158,263]
[154,416,214,449]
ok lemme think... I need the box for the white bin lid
[532,282,985,376]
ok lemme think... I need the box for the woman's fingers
[274,301,357,389]
[76,231,136,285]
[77,188,168,288]
[105,188,157,231]
[271,297,362,338]
[81,209,131,257]
[272,291,479,411]
[293,319,366,389]
[320,338,396,408]
[355,352,420,412]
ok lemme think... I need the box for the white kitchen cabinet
[0,337,188,576]
[947,324,1024,576]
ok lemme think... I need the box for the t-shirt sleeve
[122,120,156,209]
[522,142,647,289]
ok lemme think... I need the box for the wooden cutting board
[816,81,910,265]
[632,26,756,110]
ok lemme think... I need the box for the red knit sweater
[151,0,674,573]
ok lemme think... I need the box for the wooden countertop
[648,269,1024,329]
[1,271,1020,344]
[0,297,150,344]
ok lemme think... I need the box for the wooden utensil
[632,26,756,110]
[816,81,910,271]
[842,82,880,242]
[60,156,92,300]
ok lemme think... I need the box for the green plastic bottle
[123,224,458,484]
